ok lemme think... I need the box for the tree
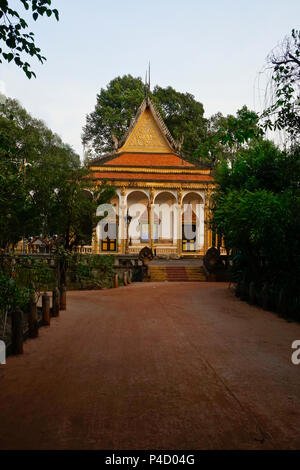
[0,102,31,248]
[261,29,300,142]
[0,0,59,78]
[82,75,145,156]
[211,139,300,302]
[42,163,115,250]
[152,85,205,156]
[82,74,206,158]
[194,106,263,166]
[0,96,115,251]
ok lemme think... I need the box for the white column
[119,189,127,253]
[150,203,155,249]
[149,189,155,249]
[199,204,205,251]
[176,203,182,255]
[172,203,177,245]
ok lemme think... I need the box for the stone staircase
[149,266,207,282]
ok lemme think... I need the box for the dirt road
[0,282,299,450]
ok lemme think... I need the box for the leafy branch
[0,0,59,78]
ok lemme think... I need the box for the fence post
[52,288,60,317]
[28,297,38,338]
[114,274,119,288]
[42,293,50,326]
[11,307,23,355]
[59,284,66,311]
[124,271,128,286]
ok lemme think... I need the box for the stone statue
[203,247,227,281]
[138,246,154,281]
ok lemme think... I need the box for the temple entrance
[182,223,196,252]
[181,192,204,254]
[153,191,177,256]
[127,190,150,251]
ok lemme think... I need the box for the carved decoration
[150,188,155,204]
[205,188,212,208]
[177,187,183,205]
[123,109,172,153]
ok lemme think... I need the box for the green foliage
[82,75,145,155]
[0,0,59,78]
[0,255,55,344]
[0,255,55,299]
[152,85,205,156]
[212,141,300,298]
[82,74,206,158]
[0,96,115,250]
[214,139,297,192]
[0,117,30,247]
[0,254,55,337]
[68,254,115,289]
[219,106,263,148]
[0,271,30,314]
[14,256,55,297]
[194,107,263,166]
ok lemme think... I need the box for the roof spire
[144,62,151,102]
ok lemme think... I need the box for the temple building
[89,97,215,258]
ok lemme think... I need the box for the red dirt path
[0,282,300,450]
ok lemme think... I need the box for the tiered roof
[90,97,213,184]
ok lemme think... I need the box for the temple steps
[149,266,206,282]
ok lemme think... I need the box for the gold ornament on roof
[122,109,172,153]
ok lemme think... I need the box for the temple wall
[93,185,212,257]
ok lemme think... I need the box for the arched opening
[99,195,119,252]
[154,191,177,248]
[127,191,149,247]
[182,192,204,253]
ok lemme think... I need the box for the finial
[144,62,151,102]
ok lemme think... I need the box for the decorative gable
[120,107,173,154]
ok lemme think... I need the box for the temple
[89,97,215,258]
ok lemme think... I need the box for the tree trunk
[42,293,50,326]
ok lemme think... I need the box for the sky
[1,0,300,157]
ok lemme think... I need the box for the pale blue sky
[1,0,299,156]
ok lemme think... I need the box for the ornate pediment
[120,108,173,153]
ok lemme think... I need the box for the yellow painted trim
[91,166,211,175]
[95,180,215,190]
